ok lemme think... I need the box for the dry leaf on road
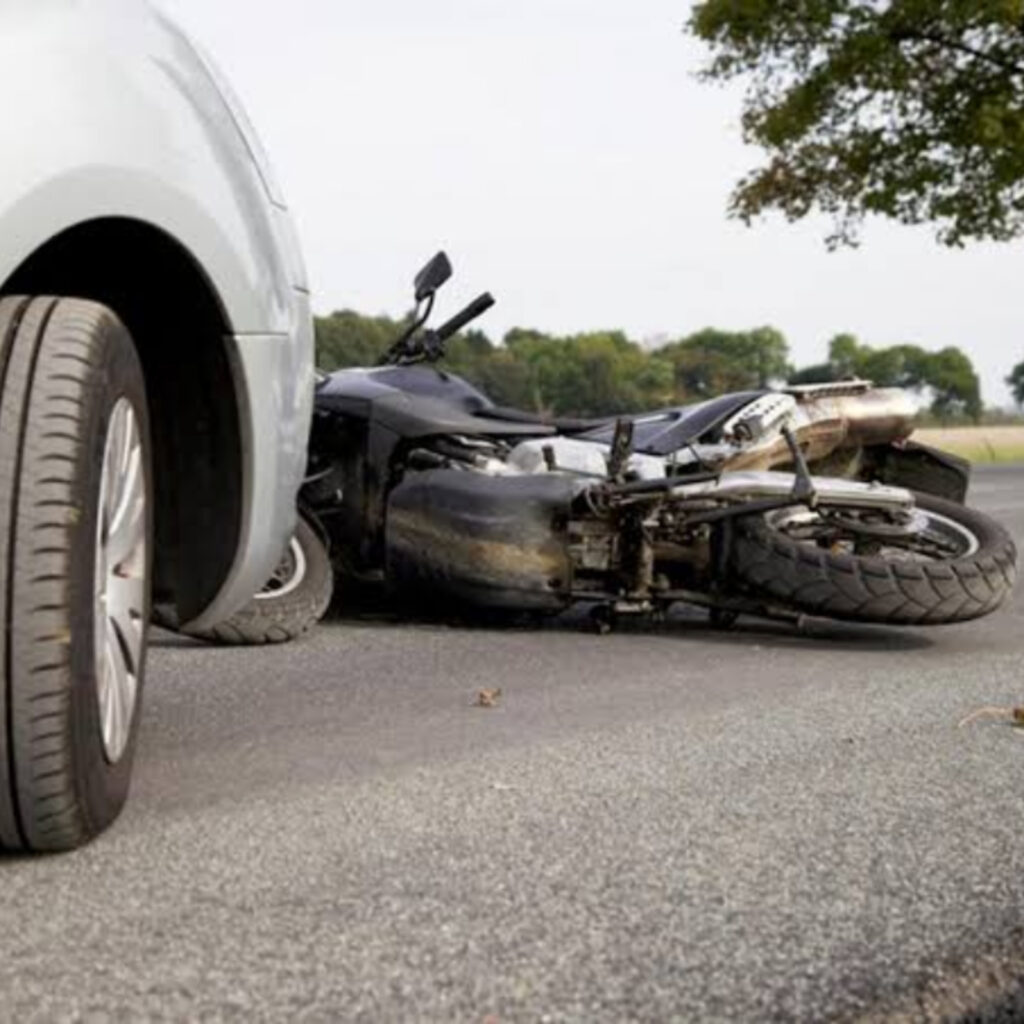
[957,705,1024,729]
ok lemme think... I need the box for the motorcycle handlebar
[435,292,495,342]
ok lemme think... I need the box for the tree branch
[893,27,1024,77]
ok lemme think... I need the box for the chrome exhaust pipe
[671,470,915,513]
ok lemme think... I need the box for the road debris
[956,705,1024,729]
[475,687,502,708]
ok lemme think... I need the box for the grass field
[912,426,1024,464]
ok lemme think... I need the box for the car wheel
[0,297,152,852]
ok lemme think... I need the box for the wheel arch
[2,216,243,623]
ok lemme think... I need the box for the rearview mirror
[414,251,452,302]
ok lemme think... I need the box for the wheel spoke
[769,504,979,562]
[105,615,136,757]
[108,574,144,669]
[106,447,144,568]
[97,653,114,747]
[103,405,127,517]
[106,623,123,755]
[117,402,135,479]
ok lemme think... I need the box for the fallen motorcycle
[188,252,1017,642]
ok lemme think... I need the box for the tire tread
[1,298,151,852]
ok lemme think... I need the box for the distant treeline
[315,311,987,422]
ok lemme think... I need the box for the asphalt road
[3,466,1024,1022]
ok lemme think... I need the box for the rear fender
[863,442,971,505]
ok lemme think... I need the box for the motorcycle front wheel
[156,515,333,644]
[730,492,1017,625]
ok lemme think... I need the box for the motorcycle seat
[575,391,767,454]
[474,405,614,435]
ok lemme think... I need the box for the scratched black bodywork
[386,469,578,611]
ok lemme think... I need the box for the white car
[0,0,314,851]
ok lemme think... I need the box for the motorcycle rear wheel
[730,492,1016,625]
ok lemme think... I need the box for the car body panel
[198,304,315,629]
[0,0,315,623]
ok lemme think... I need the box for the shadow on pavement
[316,598,936,654]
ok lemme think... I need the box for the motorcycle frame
[300,263,972,620]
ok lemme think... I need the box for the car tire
[0,297,152,852]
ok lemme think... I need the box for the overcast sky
[159,0,1022,406]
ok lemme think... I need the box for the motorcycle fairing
[316,365,556,438]
[386,469,578,610]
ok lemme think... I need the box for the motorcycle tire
[158,515,332,645]
[730,492,1016,625]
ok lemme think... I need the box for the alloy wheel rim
[255,537,307,600]
[767,505,981,561]
[94,398,147,764]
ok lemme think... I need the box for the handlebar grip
[435,292,495,341]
